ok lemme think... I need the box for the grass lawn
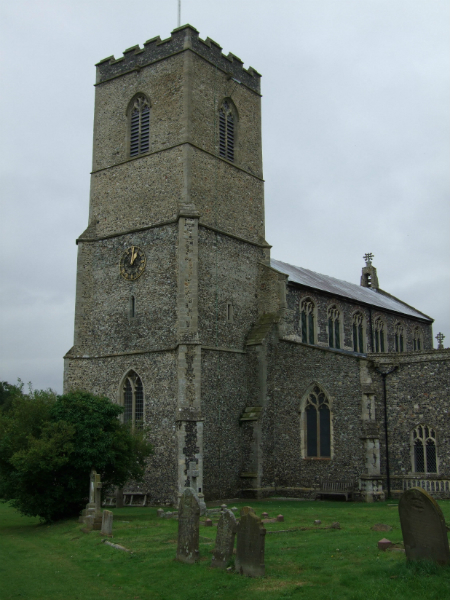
[1,498,449,600]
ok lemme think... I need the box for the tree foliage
[0,383,153,522]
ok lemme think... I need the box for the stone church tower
[64,25,269,502]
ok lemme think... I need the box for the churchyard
[1,497,449,600]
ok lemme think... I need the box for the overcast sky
[1,0,449,393]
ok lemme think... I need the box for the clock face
[120,246,146,281]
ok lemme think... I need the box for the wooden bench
[102,492,148,507]
[314,479,355,501]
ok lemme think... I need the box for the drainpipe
[375,366,398,499]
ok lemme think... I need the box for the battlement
[95,24,261,93]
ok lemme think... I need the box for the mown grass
[1,498,449,599]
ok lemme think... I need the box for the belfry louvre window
[373,318,385,352]
[130,95,150,157]
[352,312,365,353]
[394,323,405,353]
[328,306,341,349]
[301,299,315,344]
[219,101,234,161]
[413,425,437,474]
[305,386,331,458]
[122,371,144,429]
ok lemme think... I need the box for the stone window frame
[411,424,438,475]
[394,321,406,353]
[327,304,343,349]
[413,326,423,351]
[372,315,386,353]
[119,369,145,430]
[126,93,151,158]
[299,383,333,460]
[300,297,317,345]
[218,97,238,163]
[351,310,366,353]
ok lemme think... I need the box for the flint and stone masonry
[65,25,450,504]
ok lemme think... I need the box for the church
[64,25,450,504]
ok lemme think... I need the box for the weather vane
[363,253,374,266]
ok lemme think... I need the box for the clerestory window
[219,100,235,162]
[413,327,422,351]
[373,317,385,352]
[300,298,315,345]
[352,312,365,353]
[413,425,437,474]
[121,371,144,429]
[304,386,331,458]
[328,306,341,349]
[129,95,150,157]
[394,322,405,353]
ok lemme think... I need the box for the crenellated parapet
[95,24,261,93]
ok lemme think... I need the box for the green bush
[0,383,153,522]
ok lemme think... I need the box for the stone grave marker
[399,487,450,565]
[79,469,103,530]
[101,510,113,536]
[176,487,201,563]
[235,506,266,577]
[211,509,237,569]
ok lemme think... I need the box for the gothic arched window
[219,100,235,162]
[121,371,144,429]
[328,306,341,349]
[352,312,365,353]
[373,317,385,353]
[300,298,315,345]
[305,386,331,458]
[394,322,405,353]
[413,425,437,474]
[413,326,422,351]
[129,95,150,157]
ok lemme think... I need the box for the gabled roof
[271,259,432,322]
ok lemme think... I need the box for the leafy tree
[0,385,153,522]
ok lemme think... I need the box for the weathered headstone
[79,469,103,530]
[378,538,392,551]
[211,509,237,569]
[399,487,450,565]
[277,514,284,522]
[205,518,213,527]
[101,510,113,536]
[157,508,164,518]
[235,507,266,577]
[176,487,201,564]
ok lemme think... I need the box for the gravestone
[79,469,103,530]
[235,506,266,577]
[176,487,201,563]
[211,509,237,569]
[399,487,450,565]
[101,510,113,536]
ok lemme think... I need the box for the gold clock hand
[130,246,137,265]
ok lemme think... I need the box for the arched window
[373,317,385,353]
[219,100,235,162]
[121,371,144,429]
[328,306,341,349]
[304,386,331,458]
[129,95,150,157]
[412,425,437,474]
[413,327,422,351]
[300,298,315,344]
[352,312,365,353]
[394,322,405,353]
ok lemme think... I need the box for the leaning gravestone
[176,488,201,563]
[211,509,237,568]
[399,487,450,565]
[235,507,266,577]
[101,510,113,536]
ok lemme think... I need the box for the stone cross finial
[363,253,374,266]
[436,332,445,349]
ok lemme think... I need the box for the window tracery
[300,298,315,345]
[328,306,341,349]
[373,317,385,352]
[129,95,150,157]
[352,312,365,353]
[412,425,437,474]
[413,326,422,351]
[121,371,144,429]
[394,322,405,353]
[304,386,331,458]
